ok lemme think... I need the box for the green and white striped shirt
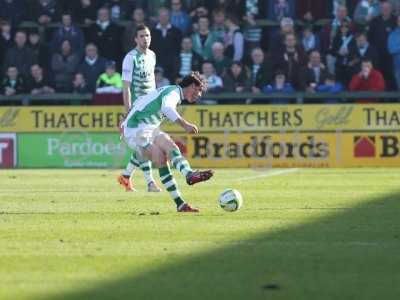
[124,85,183,129]
[122,48,156,101]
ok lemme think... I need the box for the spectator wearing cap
[222,61,250,95]
[301,50,330,92]
[272,32,307,90]
[247,47,273,93]
[27,64,55,95]
[51,39,80,92]
[170,0,191,35]
[1,66,26,96]
[353,0,380,24]
[388,14,400,89]
[348,32,379,75]
[28,29,51,70]
[261,70,295,104]
[224,14,244,62]
[87,7,122,66]
[51,12,86,58]
[349,59,385,103]
[210,42,232,76]
[72,73,89,94]
[331,20,356,85]
[96,61,122,94]
[155,66,170,88]
[31,0,61,25]
[191,16,220,60]
[0,0,26,27]
[315,74,344,103]
[3,30,36,76]
[151,7,182,81]
[122,7,148,53]
[78,43,107,93]
[0,21,13,69]
[368,1,397,90]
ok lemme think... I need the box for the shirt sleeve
[161,89,181,122]
[122,53,133,82]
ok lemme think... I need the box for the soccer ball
[219,189,243,212]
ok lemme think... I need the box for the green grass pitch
[1,168,400,300]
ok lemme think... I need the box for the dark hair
[226,13,239,25]
[178,71,207,90]
[135,24,150,37]
[361,58,373,66]
[355,31,367,38]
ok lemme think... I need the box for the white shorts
[123,124,163,154]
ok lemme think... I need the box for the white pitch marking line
[235,168,300,182]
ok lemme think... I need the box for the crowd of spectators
[1,0,400,104]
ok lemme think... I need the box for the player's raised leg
[153,133,214,186]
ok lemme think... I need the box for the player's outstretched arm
[176,117,199,134]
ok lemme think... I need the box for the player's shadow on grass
[42,191,400,300]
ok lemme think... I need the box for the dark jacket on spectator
[30,42,51,70]
[30,0,61,22]
[0,0,26,26]
[301,65,330,89]
[71,1,99,24]
[348,43,379,75]
[248,61,273,89]
[368,14,397,89]
[26,73,54,93]
[223,70,251,93]
[78,56,107,92]
[331,31,356,84]
[151,24,182,81]
[51,25,86,57]
[51,52,80,92]
[3,45,37,75]
[1,74,26,94]
[272,46,307,89]
[0,33,13,69]
[87,22,122,66]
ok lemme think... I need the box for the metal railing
[0,92,399,105]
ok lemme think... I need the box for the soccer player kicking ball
[118,24,162,193]
[121,72,213,212]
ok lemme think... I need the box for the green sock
[159,165,184,208]
[170,149,192,177]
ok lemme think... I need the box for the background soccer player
[118,24,162,192]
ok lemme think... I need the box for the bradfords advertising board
[18,133,130,168]
[0,133,17,168]
[186,132,400,168]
